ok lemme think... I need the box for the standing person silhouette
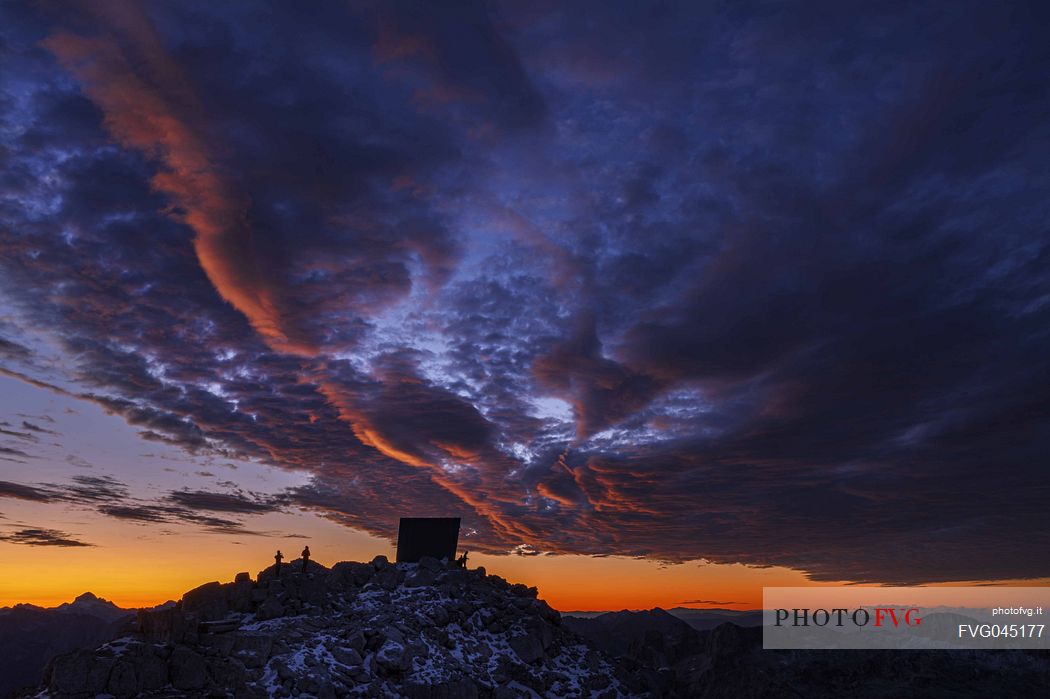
[301,545,311,573]
[274,550,283,578]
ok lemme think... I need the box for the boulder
[374,567,400,590]
[181,610,201,644]
[522,617,554,651]
[437,569,468,587]
[256,595,285,620]
[182,581,229,621]
[49,649,112,695]
[138,605,189,643]
[426,604,450,627]
[200,629,237,656]
[207,655,247,689]
[405,567,437,588]
[330,560,376,588]
[229,577,255,612]
[331,645,363,667]
[200,618,240,634]
[381,625,405,645]
[509,631,545,664]
[344,629,366,653]
[375,640,411,675]
[136,650,168,691]
[531,599,561,625]
[292,572,331,607]
[169,646,208,690]
[418,556,442,572]
[233,632,274,668]
[107,659,137,696]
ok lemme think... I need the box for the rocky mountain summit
[26,563,1049,699]
[37,557,628,698]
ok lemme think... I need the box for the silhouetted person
[457,550,468,569]
[301,545,311,573]
[274,550,283,578]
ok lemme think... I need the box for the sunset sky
[1,1,1049,611]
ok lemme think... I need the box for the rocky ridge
[0,594,135,698]
[37,557,628,698]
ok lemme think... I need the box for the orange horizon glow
[6,498,1050,612]
[11,500,1045,613]
[0,497,826,611]
[0,547,810,612]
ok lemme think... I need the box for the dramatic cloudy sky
[1,0,1049,605]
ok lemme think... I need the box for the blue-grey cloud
[0,0,1047,582]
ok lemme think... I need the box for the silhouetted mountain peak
[55,591,130,623]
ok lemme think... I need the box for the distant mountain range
[0,593,136,697]
[565,606,763,630]
[562,606,1050,697]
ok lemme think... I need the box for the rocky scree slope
[37,556,629,698]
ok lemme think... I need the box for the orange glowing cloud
[317,380,539,547]
[43,12,312,356]
[535,482,578,508]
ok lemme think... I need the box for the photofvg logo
[774,607,922,629]
[762,587,1050,650]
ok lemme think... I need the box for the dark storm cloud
[22,421,59,435]
[374,0,547,129]
[1,0,1048,582]
[96,504,172,523]
[0,528,93,547]
[0,475,129,507]
[0,446,34,460]
[0,336,32,359]
[0,480,54,502]
[167,489,285,515]
[534,317,662,439]
[19,414,56,423]
[96,501,266,536]
[0,426,36,441]
[0,473,286,536]
[53,475,130,503]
